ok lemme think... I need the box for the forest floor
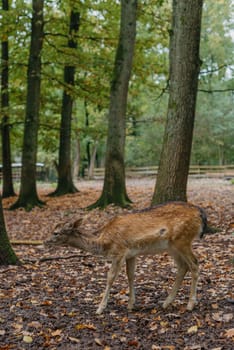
[0,178,233,350]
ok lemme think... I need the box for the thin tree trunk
[88,141,98,179]
[1,0,15,198]
[72,109,80,181]
[10,0,44,211]
[89,0,137,209]
[0,195,20,265]
[72,134,80,181]
[152,0,203,205]
[49,10,79,196]
[84,100,91,168]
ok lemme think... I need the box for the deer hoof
[162,299,171,309]
[96,309,103,315]
[186,302,195,311]
[96,305,105,315]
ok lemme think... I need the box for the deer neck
[70,231,104,256]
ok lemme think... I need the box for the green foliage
[126,0,234,166]
[193,91,234,165]
[192,0,234,165]
[0,0,233,170]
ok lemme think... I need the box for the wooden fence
[0,163,45,181]
[1,164,233,181]
[85,165,234,179]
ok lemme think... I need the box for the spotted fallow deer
[45,202,208,314]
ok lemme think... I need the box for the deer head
[45,219,83,247]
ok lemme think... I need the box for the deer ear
[73,218,82,228]
[63,222,73,230]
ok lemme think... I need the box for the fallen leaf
[75,323,96,331]
[30,298,39,305]
[68,336,80,343]
[160,321,168,328]
[68,311,76,317]
[41,300,53,306]
[27,321,42,329]
[187,325,198,334]
[95,338,104,346]
[12,323,23,331]
[51,329,62,336]
[212,312,223,322]
[128,339,139,347]
[120,336,127,343]
[149,322,158,331]
[224,328,234,338]
[152,346,161,350]
[223,313,233,322]
[23,335,33,343]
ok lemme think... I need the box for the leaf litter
[0,178,233,349]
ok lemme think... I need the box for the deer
[45,201,208,314]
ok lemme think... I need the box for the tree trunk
[72,129,80,181]
[49,10,79,196]
[0,195,20,265]
[72,139,80,181]
[1,0,15,198]
[84,99,91,168]
[152,0,203,205]
[10,0,44,211]
[88,141,98,179]
[89,0,137,209]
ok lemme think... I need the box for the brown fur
[45,202,206,314]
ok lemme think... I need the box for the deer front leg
[96,257,123,315]
[126,257,136,311]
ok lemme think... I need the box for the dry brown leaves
[0,178,233,349]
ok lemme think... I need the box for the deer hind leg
[163,252,188,309]
[183,249,199,311]
[126,257,136,311]
[96,257,124,315]
[163,247,199,311]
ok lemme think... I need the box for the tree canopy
[0,0,233,178]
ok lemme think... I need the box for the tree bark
[88,141,98,179]
[10,0,44,210]
[152,0,203,205]
[0,195,20,265]
[72,118,80,181]
[89,0,137,209]
[1,0,15,198]
[49,10,79,196]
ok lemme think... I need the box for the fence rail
[0,163,45,181]
[1,164,233,182]
[85,165,234,179]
